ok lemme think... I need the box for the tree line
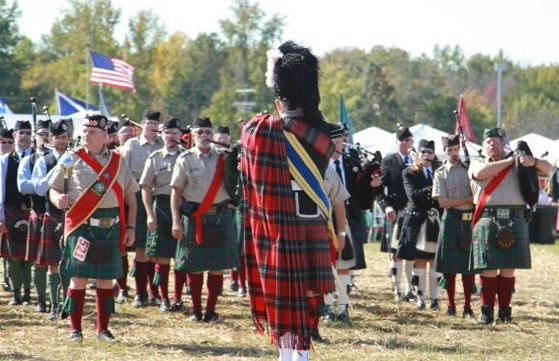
[1,0,558,141]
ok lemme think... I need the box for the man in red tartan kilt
[49,114,138,342]
[241,41,337,361]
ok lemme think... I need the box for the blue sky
[15,0,559,66]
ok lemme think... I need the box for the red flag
[455,96,477,143]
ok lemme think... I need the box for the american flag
[89,50,135,91]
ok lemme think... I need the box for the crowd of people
[0,40,555,360]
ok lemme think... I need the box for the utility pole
[495,62,507,128]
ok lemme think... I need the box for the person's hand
[147,215,157,232]
[370,174,382,188]
[172,220,183,240]
[336,234,346,251]
[386,207,396,222]
[519,154,536,167]
[124,228,135,247]
[55,194,70,210]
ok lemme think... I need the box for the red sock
[462,274,475,309]
[445,274,456,308]
[147,261,157,297]
[173,270,186,303]
[238,256,247,289]
[480,276,498,308]
[96,288,114,333]
[189,273,203,312]
[206,273,223,313]
[134,260,148,297]
[67,288,86,332]
[307,296,318,330]
[156,263,170,300]
[116,255,129,292]
[497,275,515,308]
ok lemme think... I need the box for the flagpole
[85,47,90,111]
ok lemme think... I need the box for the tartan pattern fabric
[348,212,367,270]
[241,114,335,349]
[146,196,177,259]
[471,212,531,270]
[434,210,477,274]
[24,210,42,262]
[0,207,30,258]
[36,212,63,266]
[134,191,148,248]
[173,209,238,272]
[397,212,436,260]
[60,208,123,280]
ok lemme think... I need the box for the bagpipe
[343,142,383,209]
[513,140,539,210]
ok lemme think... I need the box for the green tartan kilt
[174,208,239,272]
[0,207,30,259]
[434,209,476,274]
[134,191,148,249]
[471,210,531,270]
[60,208,123,280]
[146,195,177,258]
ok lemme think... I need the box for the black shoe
[70,330,83,342]
[132,295,147,308]
[498,307,512,323]
[404,291,417,302]
[21,291,31,306]
[311,327,323,342]
[463,307,474,319]
[188,311,203,322]
[478,306,494,325]
[204,311,220,323]
[238,288,247,297]
[323,306,336,323]
[149,294,161,306]
[417,300,426,311]
[115,290,128,304]
[229,281,239,292]
[170,300,184,312]
[446,306,456,316]
[336,310,350,324]
[36,300,48,313]
[8,295,22,306]
[430,299,440,310]
[47,307,58,321]
[97,330,117,342]
[159,299,171,312]
[2,278,10,292]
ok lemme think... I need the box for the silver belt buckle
[97,217,114,228]
[461,212,473,221]
[496,209,510,219]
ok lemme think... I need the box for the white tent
[353,126,394,153]
[510,133,558,164]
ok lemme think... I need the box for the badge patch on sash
[91,180,107,196]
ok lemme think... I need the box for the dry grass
[1,242,559,361]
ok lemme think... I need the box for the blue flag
[56,90,98,115]
[0,96,13,114]
[339,93,354,143]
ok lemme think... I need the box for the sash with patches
[284,130,337,260]
[64,149,126,250]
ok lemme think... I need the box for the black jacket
[377,152,408,212]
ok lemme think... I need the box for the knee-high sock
[147,261,157,297]
[324,292,334,307]
[155,263,170,300]
[67,288,86,332]
[404,260,414,293]
[173,270,186,303]
[133,260,149,297]
[429,268,441,300]
[206,273,223,313]
[230,268,238,283]
[444,274,456,307]
[415,267,427,302]
[307,296,318,330]
[189,273,203,312]
[95,288,115,333]
[21,260,32,290]
[116,254,129,292]
[7,259,22,294]
[462,274,475,309]
[33,265,48,302]
[338,274,351,312]
[497,275,515,308]
[391,260,402,294]
[238,256,247,289]
[48,272,60,307]
[480,276,498,308]
[292,350,310,361]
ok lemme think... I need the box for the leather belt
[203,201,228,216]
[445,208,473,221]
[480,207,525,220]
[88,216,119,228]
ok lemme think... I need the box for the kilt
[174,208,239,272]
[397,211,435,261]
[146,195,177,258]
[25,210,42,262]
[348,212,367,270]
[36,212,63,266]
[0,207,30,258]
[434,209,476,274]
[471,208,531,270]
[134,191,149,248]
[234,207,243,255]
[380,211,403,253]
[60,207,123,280]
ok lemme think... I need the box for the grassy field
[1,241,558,361]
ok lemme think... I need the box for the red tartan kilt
[37,213,63,266]
[25,210,42,262]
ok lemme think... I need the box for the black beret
[49,120,68,136]
[192,117,212,128]
[36,119,51,131]
[107,121,119,135]
[396,125,412,141]
[330,123,345,138]
[142,108,161,121]
[215,125,230,135]
[162,118,181,130]
[14,120,32,131]
[84,114,108,130]
[441,134,460,148]
[483,127,505,139]
[0,128,14,139]
[418,139,435,152]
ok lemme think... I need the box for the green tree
[0,0,24,111]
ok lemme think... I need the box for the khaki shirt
[468,157,525,206]
[49,147,140,208]
[432,161,473,211]
[170,147,230,203]
[324,166,350,206]
[120,135,164,180]
[139,147,184,196]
